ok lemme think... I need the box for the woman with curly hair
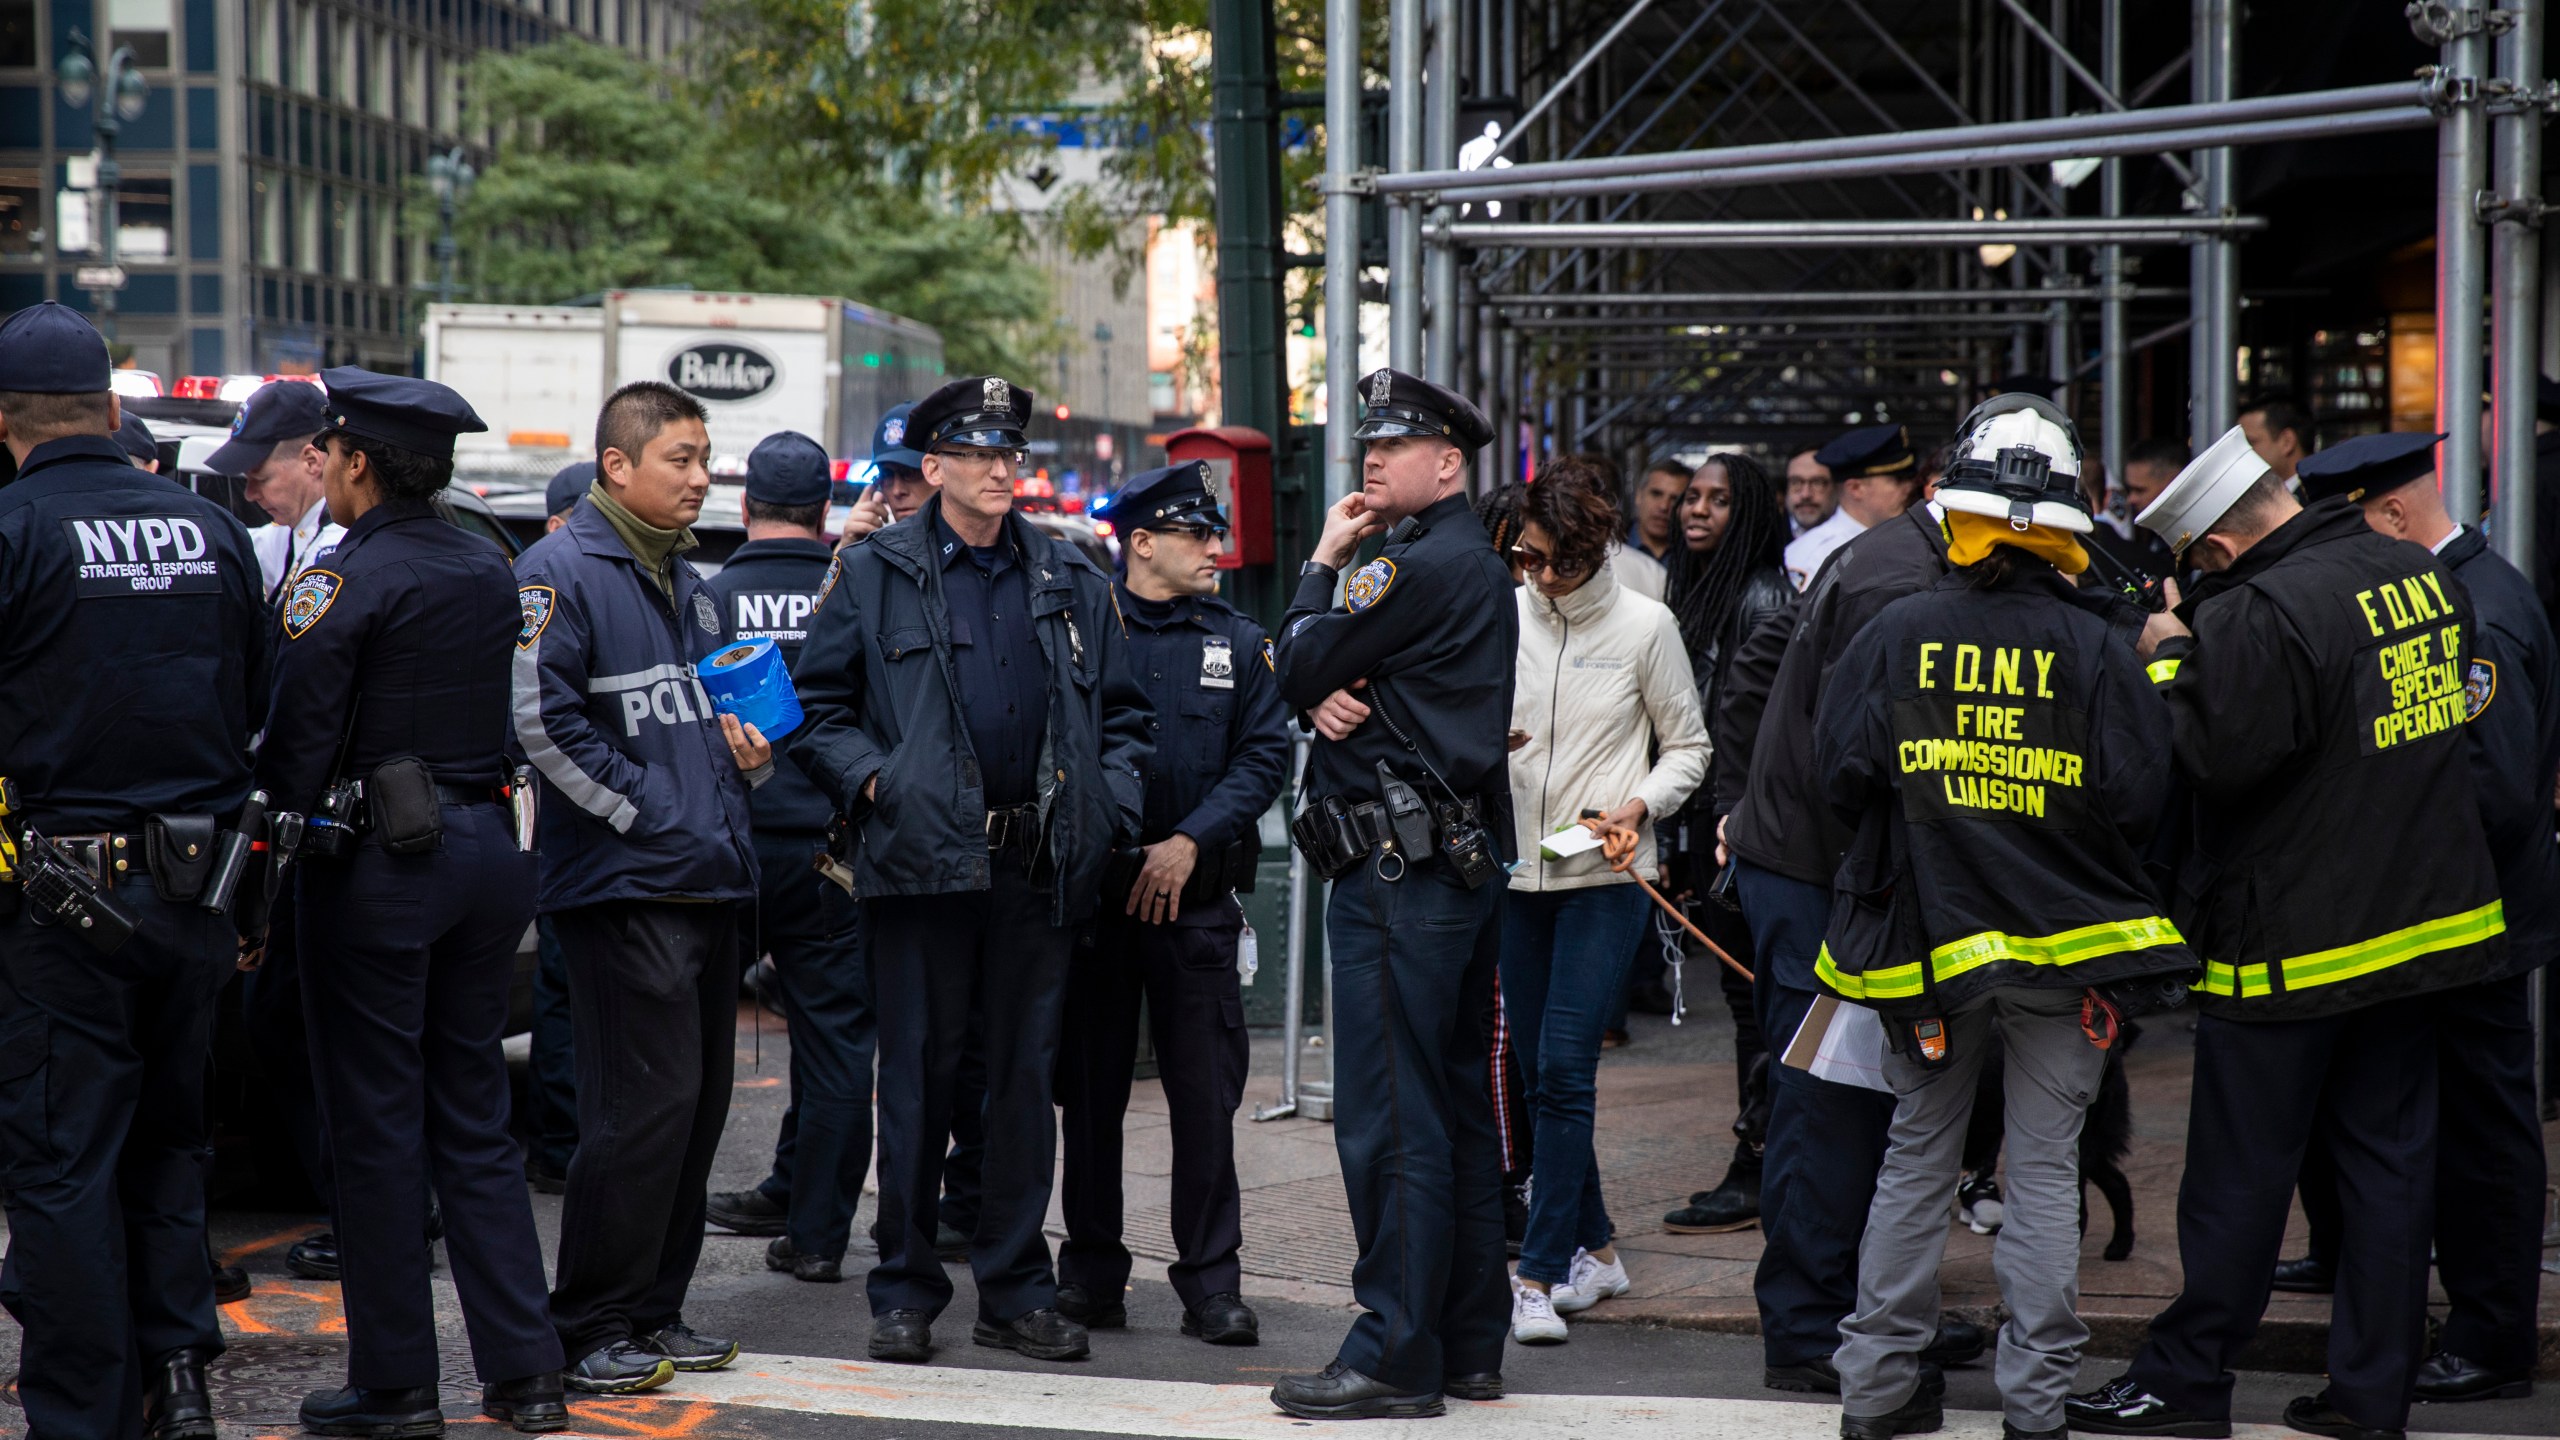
[1499,465,1707,1344]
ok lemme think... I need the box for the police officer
[1055,462,1289,1343]
[2269,432,2560,1403]
[207,377,344,603]
[2069,427,2508,1439]
[0,303,269,1440]
[791,375,1151,1366]
[1265,369,1514,1419]
[840,400,939,543]
[1713,421,1987,1396]
[251,369,565,1432]
[700,432,878,1283]
[523,459,597,1197]
[1814,397,2196,1440]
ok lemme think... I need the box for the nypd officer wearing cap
[255,367,567,1433]
[207,377,345,602]
[0,303,269,1440]
[2265,431,2560,1405]
[2070,427,2508,1440]
[1055,461,1289,1344]
[790,375,1151,1366]
[1782,424,1922,589]
[700,431,879,1283]
[841,400,941,543]
[1265,368,1515,1419]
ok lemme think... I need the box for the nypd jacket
[1810,562,2196,1016]
[1720,506,1952,899]
[2439,525,2560,976]
[787,496,1151,922]
[510,501,758,913]
[2150,498,2505,1019]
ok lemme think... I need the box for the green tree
[439,39,1060,377]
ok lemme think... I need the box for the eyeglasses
[1154,522,1230,543]
[934,447,1028,469]
[1510,543,1589,578]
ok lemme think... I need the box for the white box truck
[423,289,946,467]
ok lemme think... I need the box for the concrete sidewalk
[1103,1000,2560,1376]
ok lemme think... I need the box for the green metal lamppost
[425,147,474,304]
[55,29,149,340]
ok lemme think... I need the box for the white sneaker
[1550,1248,1631,1313]
[1509,1281,1568,1344]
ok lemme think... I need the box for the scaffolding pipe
[1424,0,1459,386]
[2489,0,2543,573]
[1322,0,1360,503]
[1504,311,2101,328]
[1378,79,2433,195]
[1488,286,2192,305]
[2187,0,2238,446]
[2101,0,2129,492]
[1487,0,1657,162]
[1388,0,1423,372]
[1430,216,2268,247]
[2436,8,2491,523]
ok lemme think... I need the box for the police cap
[546,459,596,517]
[2295,431,2441,506]
[746,430,832,507]
[1111,460,1227,531]
[1815,422,1916,479]
[909,376,1033,452]
[0,302,112,393]
[114,411,159,465]
[872,401,925,472]
[205,377,328,476]
[2138,424,2270,555]
[316,367,488,463]
[1352,368,1493,451]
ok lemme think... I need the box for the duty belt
[985,803,1043,856]
[434,782,507,808]
[51,833,149,886]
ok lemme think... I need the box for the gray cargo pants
[1836,987,2107,1432]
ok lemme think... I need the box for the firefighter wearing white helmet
[1811,392,2197,1440]
[2067,427,2507,1439]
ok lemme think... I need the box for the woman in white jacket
[1501,465,1709,1344]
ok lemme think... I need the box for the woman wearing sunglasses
[1500,461,1708,1344]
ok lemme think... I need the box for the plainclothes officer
[1264,368,1515,1420]
[1814,398,2196,1440]
[790,374,1152,1366]
[514,381,767,1393]
[253,368,567,1434]
[1714,438,1988,1396]
[699,432,879,1283]
[2068,427,2508,1440]
[1055,462,1289,1344]
[2268,432,2560,1404]
[208,377,345,601]
[1781,424,1918,589]
[0,302,270,1440]
[522,458,598,1196]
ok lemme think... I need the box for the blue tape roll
[696,637,804,741]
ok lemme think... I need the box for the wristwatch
[1300,559,1338,580]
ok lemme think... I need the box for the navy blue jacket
[788,495,1151,923]
[510,502,757,912]
[2441,525,2560,973]
[256,498,519,810]
[1115,582,1291,853]
[703,534,836,835]
[0,434,268,831]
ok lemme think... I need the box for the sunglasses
[1510,542,1589,578]
[934,447,1029,469]
[1154,522,1230,543]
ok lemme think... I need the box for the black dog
[1958,1020,2139,1262]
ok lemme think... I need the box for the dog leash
[1581,819,1755,984]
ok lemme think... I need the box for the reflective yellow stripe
[1818,915,2185,1003]
[2146,657,2182,684]
[2191,899,2506,998]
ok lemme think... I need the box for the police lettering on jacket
[1895,642,2087,822]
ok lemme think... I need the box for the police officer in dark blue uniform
[1267,369,1516,1419]
[0,303,270,1440]
[2275,433,2560,1404]
[1055,462,1289,1343]
[256,368,566,1433]
[699,431,878,1283]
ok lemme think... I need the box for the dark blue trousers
[1736,860,1895,1369]
[299,803,561,1388]
[1323,861,1511,1393]
[242,885,333,1208]
[2127,1004,2438,1431]
[529,917,579,1176]
[0,888,231,1440]
[865,858,1071,1322]
[748,831,875,1261]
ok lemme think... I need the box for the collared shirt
[1782,505,1867,590]
[252,495,344,601]
[933,510,1048,807]
[1113,581,1291,851]
[2432,523,2466,555]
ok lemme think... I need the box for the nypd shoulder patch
[1343,557,1398,613]
[2466,658,2497,720]
[816,554,843,607]
[1262,637,1275,673]
[281,570,342,639]
[517,585,557,651]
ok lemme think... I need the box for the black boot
[1056,1283,1128,1329]
[482,1373,568,1434]
[707,1187,789,1237]
[288,1231,342,1281]
[1665,1140,1761,1233]
[144,1347,218,1440]
[298,1384,445,1437]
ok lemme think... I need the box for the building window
[111,174,175,261]
[111,0,174,68]
[403,42,423,127]
[297,183,319,274]
[0,0,36,68]
[370,29,390,118]
[292,1,315,95]
[255,174,281,267]
[248,0,276,81]
[0,169,38,258]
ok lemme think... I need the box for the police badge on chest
[1200,636,1235,690]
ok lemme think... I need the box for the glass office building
[2,0,693,377]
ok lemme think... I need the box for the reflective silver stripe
[512,632,640,835]
[590,662,697,693]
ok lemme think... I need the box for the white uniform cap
[2137,424,2269,555]
[1933,404,2094,533]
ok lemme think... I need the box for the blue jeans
[1500,884,1649,1286]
